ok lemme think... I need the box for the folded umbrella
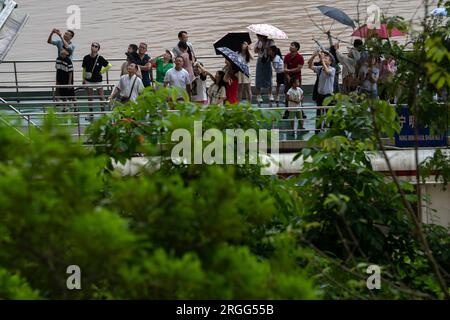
[431,8,447,16]
[214,32,252,55]
[247,24,288,40]
[352,24,405,39]
[216,47,250,77]
[317,5,356,29]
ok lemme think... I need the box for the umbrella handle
[312,37,326,51]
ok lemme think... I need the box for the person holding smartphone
[47,28,75,59]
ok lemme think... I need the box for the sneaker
[256,95,263,103]
[269,94,275,102]
[85,115,94,122]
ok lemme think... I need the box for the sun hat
[165,49,175,61]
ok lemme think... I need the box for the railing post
[13,62,19,100]
[27,115,31,136]
[77,113,81,141]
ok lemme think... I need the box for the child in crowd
[284,78,304,138]
[191,62,208,105]
[207,71,227,106]
[237,41,253,102]
[268,45,284,106]
[223,60,239,105]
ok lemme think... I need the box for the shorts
[282,109,303,120]
[193,100,209,106]
[276,73,285,85]
[85,80,103,90]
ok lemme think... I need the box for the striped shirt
[55,57,74,84]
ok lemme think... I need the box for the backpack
[312,66,322,102]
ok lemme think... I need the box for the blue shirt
[136,54,151,87]
[313,66,336,95]
[52,39,75,60]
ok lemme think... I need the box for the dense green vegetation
[0,1,449,299]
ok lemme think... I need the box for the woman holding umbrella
[254,34,275,104]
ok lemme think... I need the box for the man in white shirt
[109,63,144,103]
[164,56,192,101]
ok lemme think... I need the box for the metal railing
[1,105,333,143]
[0,54,320,91]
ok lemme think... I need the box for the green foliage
[87,87,276,165]
[0,268,40,300]
[0,117,317,300]
[2,4,450,299]
[420,149,450,189]
[292,94,450,299]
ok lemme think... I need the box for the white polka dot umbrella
[247,24,288,40]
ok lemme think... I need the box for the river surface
[3,0,432,85]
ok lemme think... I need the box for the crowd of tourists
[47,28,398,121]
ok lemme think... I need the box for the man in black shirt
[82,42,112,112]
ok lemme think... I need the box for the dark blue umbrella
[317,5,356,29]
[216,47,250,77]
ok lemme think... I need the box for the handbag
[120,75,138,103]
[312,67,322,102]
[85,55,100,81]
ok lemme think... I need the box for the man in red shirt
[284,42,304,106]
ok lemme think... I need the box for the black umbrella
[216,47,250,77]
[317,5,356,29]
[214,32,251,55]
